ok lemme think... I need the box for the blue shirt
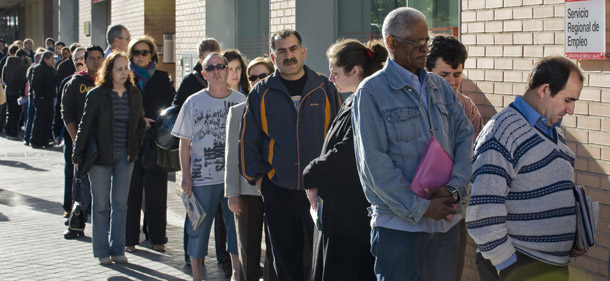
[388,58,429,110]
[512,96,560,140]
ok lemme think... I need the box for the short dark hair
[270,29,302,51]
[55,41,65,47]
[16,49,26,58]
[222,49,250,93]
[527,56,584,97]
[69,43,81,52]
[8,44,19,55]
[426,34,468,71]
[45,37,55,45]
[84,45,104,60]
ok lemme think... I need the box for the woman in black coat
[124,36,175,253]
[302,39,387,281]
[30,51,57,148]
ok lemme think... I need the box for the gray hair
[382,7,426,40]
[106,24,126,45]
[72,47,86,61]
[202,52,229,66]
[198,38,221,59]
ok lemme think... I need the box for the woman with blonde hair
[73,52,146,265]
[124,35,175,253]
[303,39,388,281]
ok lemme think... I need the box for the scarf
[130,61,156,92]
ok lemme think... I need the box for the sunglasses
[204,63,228,72]
[132,49,151,57]
[248,73,269,82]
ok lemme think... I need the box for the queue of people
[0,5,595,281]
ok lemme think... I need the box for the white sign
[565,0,606,59]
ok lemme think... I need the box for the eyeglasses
[392,35,429,49]
[248,73,269,82]
[132,49,151,57]
[204,63,228,72]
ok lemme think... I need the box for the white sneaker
[99,257,112,265]
[111,255,128,264]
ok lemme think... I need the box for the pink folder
[410,136,456,221]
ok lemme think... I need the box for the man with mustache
[240,29,342,281]
[352,7,474,280]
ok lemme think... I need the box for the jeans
[186,183,237,259]
[88,149,134,258]
[370,225,459,281]
[23,94,35,143]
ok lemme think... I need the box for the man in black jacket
[30,51,57,148]
[1,48,27,139]
[61,45,103,238]
[173,38,221,108]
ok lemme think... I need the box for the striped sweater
[466,104,576,268]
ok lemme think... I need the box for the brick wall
[112,0,145,40]
[461,0,610,280]
[144,0,176,85]
[270,0,295,33]
[77,0,91,46]
[174,0,206,86]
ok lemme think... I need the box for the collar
[385,58,428,92]
[266,65,323,95]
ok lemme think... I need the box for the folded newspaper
[181,192,206,231]
[574,185,599,250]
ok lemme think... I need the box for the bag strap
[193,72,206,88]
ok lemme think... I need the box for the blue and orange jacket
[239,65,342,190]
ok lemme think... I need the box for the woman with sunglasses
[303,39,387,281]
[222,50,250,95]
[125,35,175,253]
[224,54,277,281]
[246,56,274,88]
[72,52,146,264]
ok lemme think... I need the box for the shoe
[63,229,84,239]
[23,141,29,146]
[111,255,128,264]
[99,257,112,265]
[6,135,20,140]
[152,244,165,252]
[125,245,136,253]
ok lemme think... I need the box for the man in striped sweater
[466,56,587,281]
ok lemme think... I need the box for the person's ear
[201,70,208,81]
[270,53,277,65]
[351,65,362,78]
[537,84,550,99]
[385,35,396,53]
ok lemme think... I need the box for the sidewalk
[0,133,229,281]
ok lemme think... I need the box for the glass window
[237,0,270,61]
[408,0,460,36]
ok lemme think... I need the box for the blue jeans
[370,225,459,281]
[186,183,237,259]
[23,94,35,143]
[88,150,134,258]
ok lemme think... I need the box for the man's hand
[569,241,587,257]
[182,175,193,196]
[424,186,452,199]
[228,196,241,216]
[144,118,155,131]
[255,178,263,192]
[306,188,318,211]
[74,163,79,171]
[423,196,456,220]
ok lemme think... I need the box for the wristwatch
[445,185,460,204]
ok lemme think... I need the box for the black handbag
[141,129,181,172]
[68,173,86,232]
[80,136,99,174]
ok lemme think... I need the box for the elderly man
[352,7,474,280]
[104,24,131,58]
[240,29,342,281]
[466,56,586,281]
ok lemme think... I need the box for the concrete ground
[0,132,230,281]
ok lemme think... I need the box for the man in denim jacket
[352,7,474,281]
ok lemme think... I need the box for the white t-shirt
[171,89,246,186]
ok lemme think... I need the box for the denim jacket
[352,59,474,226]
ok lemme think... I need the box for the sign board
[565,0,606,59]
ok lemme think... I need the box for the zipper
[295,82,324,190]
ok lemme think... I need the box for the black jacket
[172,62,206,108]
[61,72,96,129]
[302,95,375,281]
[72,85,146,166]
[240,65,342,190]
[31,63,57,100]
[56,58,76,88]
[1,56,27,98]
[136,69,175,120]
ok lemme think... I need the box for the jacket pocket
[382,106,420,142]
[434,102,453,138]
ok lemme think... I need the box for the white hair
[382,7,426,40]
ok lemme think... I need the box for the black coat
[31,63,57,100]
[172,62,206,108]
[56,58,76,88]
[136,69,175,120]
[1,56,27,98]
[302,95,375,281]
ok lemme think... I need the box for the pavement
[0,131,230,281]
